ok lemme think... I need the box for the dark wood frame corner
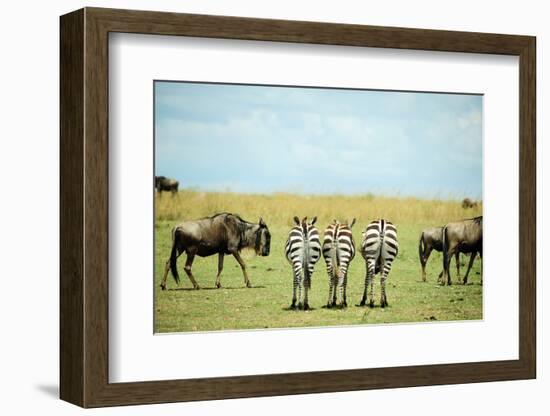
[60,7,536,408]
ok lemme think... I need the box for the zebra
[322,219,356,308]
[360,219,398,308]
[284,216,322,310]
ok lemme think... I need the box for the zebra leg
[360,260,368,306]
[215,253,224,288]
[326,264,335,308]
[337,273,345,308]
[297,277,303,310]
[303,276,311,311]
[291,272,298,309]
[380,259,394,308]
[367,259,376,308]
[342,272,348,308]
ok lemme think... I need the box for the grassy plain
[154,190,482,333]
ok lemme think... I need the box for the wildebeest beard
[255,227,271,256]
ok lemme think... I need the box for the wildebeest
[160,213,271,290]
[441,216,483,286]
[155,176,179,195]
[419,226,461,282]
[461,198,478,209]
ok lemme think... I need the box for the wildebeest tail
[169,231,180,285]
[442,226,449,274]
[418,232,425,265]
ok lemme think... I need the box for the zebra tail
[303,239,311,283]
[331,241,342,279]
[169,233,180,285]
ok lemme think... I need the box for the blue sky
[155,81,482,199]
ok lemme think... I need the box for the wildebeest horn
[293,216,300,225]
[259,217,266,227]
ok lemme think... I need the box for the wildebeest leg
[455,252,461,282]
[160,251,183,290]
[183,252,200,289]
[215,253,224,288]
[421,246,432,282]
[233,251,251,288]
[462,253,477,284]
[442,243,457,286]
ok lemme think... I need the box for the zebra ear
[311,216,317,225]
[293,216,300,225]
[349,218,356,228]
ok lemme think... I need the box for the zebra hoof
[160,283,166,291]
[342,301,348,308]
[215,282,221,288]
[303,303,310,311]
[369,301,374,308]
[246,281,252,288]
[194,285,200,290]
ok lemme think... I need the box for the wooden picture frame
[60,7,536,408]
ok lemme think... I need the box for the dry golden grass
[156,190,482,229]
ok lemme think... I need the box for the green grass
[154,191,482,333]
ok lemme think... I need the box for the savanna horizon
[154,189,482,333]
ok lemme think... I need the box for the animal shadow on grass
[282,305,317,312]
[168,285,266,291]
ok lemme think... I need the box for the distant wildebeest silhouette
[160,212,271,290]
[284,216,322,310]
[419,226,462,282]
[155,176,179,195]
[461,198,478,209]
[322,219,356,308]
[359,219,399,308]
[441,216,483,286]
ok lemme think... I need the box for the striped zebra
[284,216,322,310]
[360,219,398,308]
[322,219,356,308]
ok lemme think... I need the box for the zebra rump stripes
[284,216,322,310]
[360,219,398,308]
[322,219,356,308]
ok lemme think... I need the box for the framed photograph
[60,7,536,408]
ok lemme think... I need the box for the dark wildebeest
[441,216,482,286]
[461,198,478,209]
[419,226,462,282]
[155,176,179,195]
[160,212,271,290]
